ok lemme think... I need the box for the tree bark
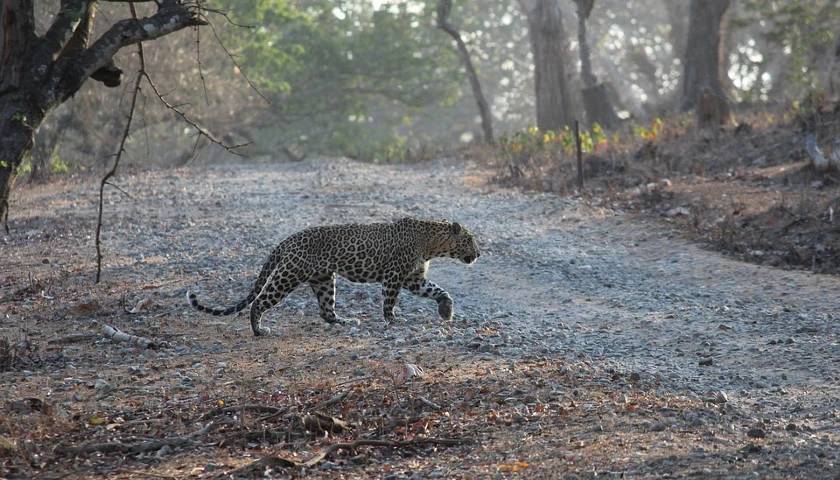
[574,0,618,129]
[828,30,840,97]
[436,0,494,144]
[520,0,573,131]
[0,0,204,223]
[681,0,732,125]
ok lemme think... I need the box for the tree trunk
[436,0,494,144]
[681,0,732,126]
[575,0,618,129]
[0,1,38,223]
[828,30,840,97]
[521,0,573,131]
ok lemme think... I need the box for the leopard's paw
[437,298,453,321]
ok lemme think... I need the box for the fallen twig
[221,427,291,447]
[314,391,348,410]
[299,412,352,434]
[58,421,218,456]
[94,321,158,349]
[228,437,468,475]
[415,396,442,411]
[201,404,284,421]
[47,333,98,345]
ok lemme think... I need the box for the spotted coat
[188,217,480,336]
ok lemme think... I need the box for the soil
[1,157,839,479]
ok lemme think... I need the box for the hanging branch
[95,11,146,283]
[94,4,260,283]
[142,72,251,154]
[435,0,494,144]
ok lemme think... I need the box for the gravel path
[5,157,840,472]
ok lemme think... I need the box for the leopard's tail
[187,249,281,316]
[187,290,256,316]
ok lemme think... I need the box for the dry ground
[1,158,839,479]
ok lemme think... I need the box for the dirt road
[2,158,839,478]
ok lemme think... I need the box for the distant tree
[0,1,205,226]
[681,0,732,126]
[738,1,840,100]
[830,31,840,96]
[574,0,618,129]
[219,1,460,160]
[519,0,573,131]
[436,0,494,144]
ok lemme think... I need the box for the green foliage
[499,123,611,160]
[15,159,31,175]
[215,0,461,160]
[49,153,70,174]
[739,1,840,95]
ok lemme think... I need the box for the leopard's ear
[451,222,462,235]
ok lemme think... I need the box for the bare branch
[95,3,149,283]
[142,72,250,154]
[205,17,271,105]
[436,0,494,143]
[194,27,209,104]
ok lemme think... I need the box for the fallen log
[94,321,158,349]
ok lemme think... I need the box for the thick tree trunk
[436,0,494,144]
[681,0,732,125]
[575,0,618,129]
[0,1,37,223]
[521,0,573,131]
[0,94,43,228]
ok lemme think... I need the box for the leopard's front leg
[403,276,453,320]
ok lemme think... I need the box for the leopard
[187,217,480,336]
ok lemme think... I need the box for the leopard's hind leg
[250,268,302,336]
[309,273,358,325]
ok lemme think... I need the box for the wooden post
[574,120,584,192]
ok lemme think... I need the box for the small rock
[155,445,172,458]
[666,206,690,217]
[649,421,669,432]
[785,423,797,431]
[628,372,641,383]
[747,428,766,439]
[741,442,762,454]
[94,379,111,391]
[699,358,714,367]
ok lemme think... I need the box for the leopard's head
[437,221,480,264]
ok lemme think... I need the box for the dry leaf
[89,414,107,426]
[499,461,530,472]
[393,363,425,386]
